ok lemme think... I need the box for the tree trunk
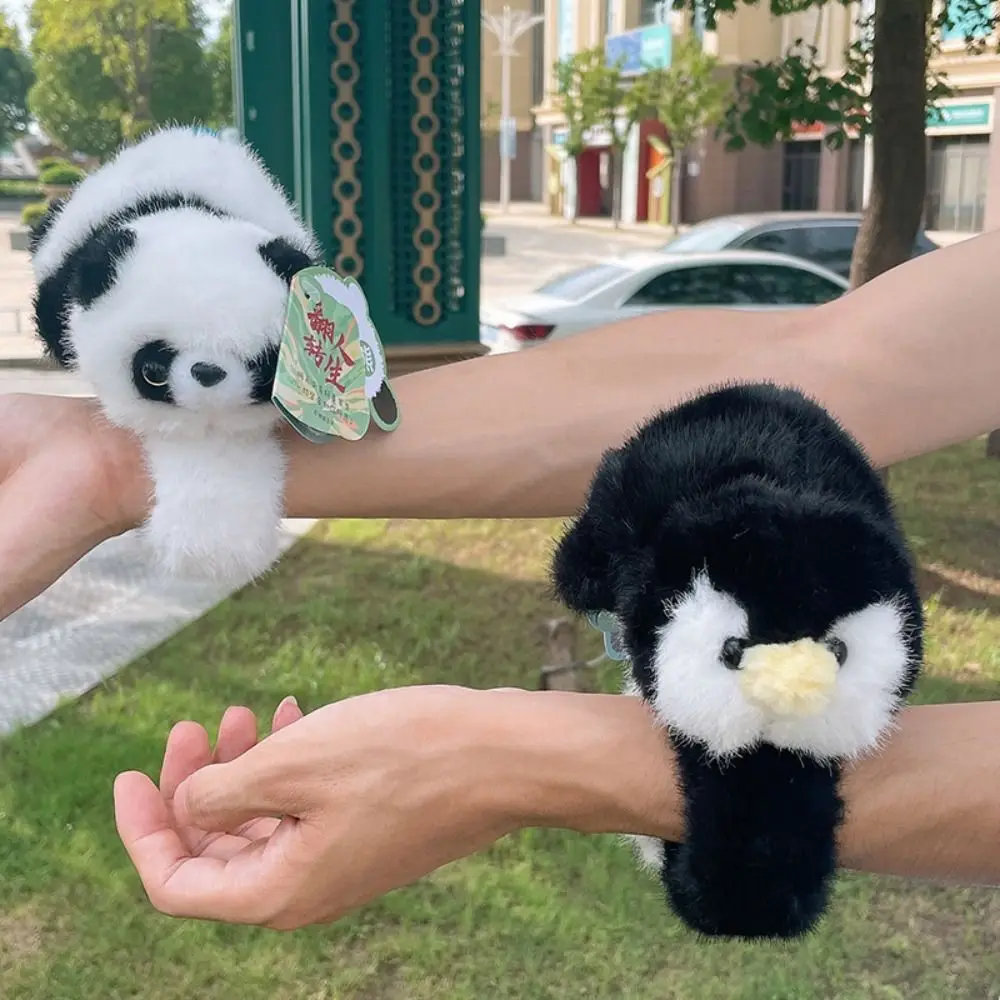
[568,155,578,223]
[848,0,931,290]
[849,0,930,482]
[611,146,623,228]
[987,430,1000,458]
[670,148,684,234]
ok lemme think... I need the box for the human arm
[280,229,1000,519]
[3,227,999,619]
[114,687,1000,930]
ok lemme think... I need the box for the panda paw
[140,429,287,584]
[142,505,283,584]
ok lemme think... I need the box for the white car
[479,249,850,354]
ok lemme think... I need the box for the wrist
[476,689,683,841]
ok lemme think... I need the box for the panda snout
[190,362,228,388]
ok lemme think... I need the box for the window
[781,141,821,211]
[531,0,545,106]
[662,219,749,252]
[799,225,859,278]
[627,265,769,307]
[606,0,619,34]
[846,138,866,212]
[536,263,630,298]
[640,0,667,26]
[940,0,992,43]
[742,264,844,305]
[557,0,575,59]
[738,226,809,258]
[926,134,990,232]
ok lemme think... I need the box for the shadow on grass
[2,530,999,890]
[0,536,570,886]
[916,564,1000,613]
[1,515,999,998]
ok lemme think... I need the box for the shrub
[40,162,86,187]
[0,179,43,199]
[21,200,51,229]
[37,156,70,173]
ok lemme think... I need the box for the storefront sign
[791,121,825,139]
[605,24,672,76]
[790,120,863,141]
[550,123,621,149]
[926,100,993,132]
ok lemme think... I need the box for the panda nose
[190,362,228,388]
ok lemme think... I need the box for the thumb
[174,753,308,832]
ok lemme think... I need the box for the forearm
[492,690,1000,885]
[281,231,1000,521]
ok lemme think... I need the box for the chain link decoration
[409,0,443,326]
[330,0,363,279]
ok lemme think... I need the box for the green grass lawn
[1,439,999,999]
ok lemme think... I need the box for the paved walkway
[0,212,44,368]
[0,522,315,735]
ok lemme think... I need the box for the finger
[214,706,257,764]
[113,771,288,924]
[272,696,304,733]
[173,749,306,833]
[158,721,212,800]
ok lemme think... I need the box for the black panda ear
[72,225,137,308]
[258,238,314,285]
[551,510,618,615]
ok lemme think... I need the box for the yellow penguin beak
[738,638,839,718]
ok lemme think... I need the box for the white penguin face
[647,571,914,762]
[68,209,304,439]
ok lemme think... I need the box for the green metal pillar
[233,0,483,361]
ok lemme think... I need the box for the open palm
[0,392,149,621]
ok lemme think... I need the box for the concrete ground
[0,203,979,734]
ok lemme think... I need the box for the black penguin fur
[552,381,923,940]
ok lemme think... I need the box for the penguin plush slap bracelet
[552,382,924,940]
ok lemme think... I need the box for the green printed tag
[272,267,401,444]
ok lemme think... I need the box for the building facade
[531,0,1000,233]
[480,0,546,202]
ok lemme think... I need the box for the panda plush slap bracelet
[30,126,397,581]
[552,383,923,941]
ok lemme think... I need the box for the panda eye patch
[131,340,178,403]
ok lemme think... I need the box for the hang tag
[586,610,629,662]
[272,267,401,444]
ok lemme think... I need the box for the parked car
[479,249,849,354]
[657,212,939,279]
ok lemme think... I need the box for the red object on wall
[576,148,603,217]
[791,121,826,138]
[635,119,668,222]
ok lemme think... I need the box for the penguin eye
[720,637,747,670]
[141,361,170,387]
[825,636,848,667]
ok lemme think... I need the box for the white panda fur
[30,125,323,583]
[32,126,320,281]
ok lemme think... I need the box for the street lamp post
[482,5,544,213]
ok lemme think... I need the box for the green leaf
[29,0,214,155]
